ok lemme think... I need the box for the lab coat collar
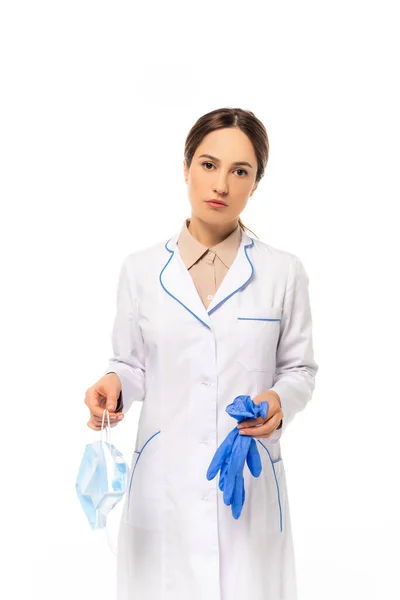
[160,224,255,329]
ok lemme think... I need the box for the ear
[183,159,189,184]
[250,182,259,196]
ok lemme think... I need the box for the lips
[206,200,227,206]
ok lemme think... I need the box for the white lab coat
[107,226,319,600]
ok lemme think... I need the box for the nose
[213,175,229,196]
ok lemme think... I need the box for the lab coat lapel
[207,229,254,314]
[160,228,255,328]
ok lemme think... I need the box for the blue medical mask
[76,409,130,552]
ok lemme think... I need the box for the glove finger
[246,438,262,477]
[206,441,229,480]
[223,461,240,506]
[224,436,250,504]
[232,473,245,519]
[206,428,238,480]
[219,457,230,491]
[227,436,253,493]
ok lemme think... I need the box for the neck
[188,215,240,248]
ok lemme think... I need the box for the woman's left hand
[237,390,283,438]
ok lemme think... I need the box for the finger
[91,414,123,426]
[87,420,102,431]
[239,412,282,438]
[85,385,118,416]
[237,416,264,429]
[88,415,120,429]
[256,413,282,438]
[92,411,123,420]
[84,389,104,416]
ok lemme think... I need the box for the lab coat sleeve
[105,255,146,426]
[267,254,319,442]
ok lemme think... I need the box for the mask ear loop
[100,409,111,445]
[99,408,117,557]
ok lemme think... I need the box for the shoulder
[251,237,302,270]
[249,237,310,291]
[118,236,174,285]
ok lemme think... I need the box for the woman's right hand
[84,373,124,430]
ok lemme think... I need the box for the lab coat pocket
[236,306,282,372]
[125,430,163,531]
[256,441,286,534]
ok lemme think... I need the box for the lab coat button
[202,381,211,387]
[202,495,209,501]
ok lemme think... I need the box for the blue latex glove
[206,427,238,487]
[206,395,269,519]
[227,438,267,518]
[223,435,262,504]
[225,396,268,518]
[228,436,265,518]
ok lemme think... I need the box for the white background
[1,1,399,598]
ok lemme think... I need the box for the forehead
[195,128,256,160]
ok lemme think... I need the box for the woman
[84,107,319,600]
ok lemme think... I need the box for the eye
[202,162,248,177]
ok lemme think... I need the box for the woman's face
[183,127,259,225]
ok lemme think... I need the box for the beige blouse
[177,218,242,309]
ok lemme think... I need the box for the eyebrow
[198,153,254,169]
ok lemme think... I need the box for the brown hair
[184,107,270,239]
